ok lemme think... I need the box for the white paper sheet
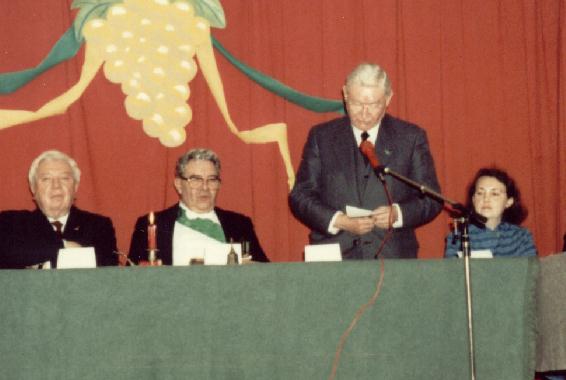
[174,241,243,266]
[57,247,96,269]
[173,241,207,266]
[456,249,493,259]
[304,243,342,262]
[204,243,242,265]
[346,205,373,218]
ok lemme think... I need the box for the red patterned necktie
[360,131,373,166]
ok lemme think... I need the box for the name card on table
[173,241,243,266]
[57,247,96,269]
[204,243,242,265]
[304,243,342,262]
[456,249,493,259]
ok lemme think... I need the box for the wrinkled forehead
[184,159,219,176]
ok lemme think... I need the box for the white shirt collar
[179,202,219,223]
[48,213,70,231]
[352,123,380,146]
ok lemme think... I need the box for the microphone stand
[374,165,485,380]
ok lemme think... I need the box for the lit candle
[148,211,156,251]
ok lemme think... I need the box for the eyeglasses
[347,100,386,113]
[179,175,221,189]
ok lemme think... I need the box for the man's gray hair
[175,148,221,178]
[28,150,81,191]
[345,63,393,97]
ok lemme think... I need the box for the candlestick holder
[141,248,161,266]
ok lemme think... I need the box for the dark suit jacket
[289,114,442,259]
[0,206,118,268]
[128,204,269,264]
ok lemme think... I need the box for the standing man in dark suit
[289,63,442,259]
[128,148,269,264]
[0,150,118,268]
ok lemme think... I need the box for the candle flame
[149,211,155,225]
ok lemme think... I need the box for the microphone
[359,140,385,181]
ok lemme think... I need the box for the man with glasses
[128,148,269,264]
[289,63,442,259]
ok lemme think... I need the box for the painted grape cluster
[82,0,211,147]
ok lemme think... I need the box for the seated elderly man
[128,148,269,264]
[0,150,118,269]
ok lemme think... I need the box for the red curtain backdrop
[0,0,564,261]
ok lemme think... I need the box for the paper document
[346,205,373,218]
[304,244,342,262]
[57,247,96,269]
[456,250,493,259]
[173,241,207,266]
[174,241,243,266]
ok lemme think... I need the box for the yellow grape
[121,73,144,95]
[142,112,167,138]
[103,58,130,83]
[153,0,170,6]
[172,1,195,19]
[152,93,192,126]
[149,78,190,101]
[142,102,188,139]
[152,43,173,65]
[122,0,151,14]
[82,18,109,45]
[171,83,190,101]
[159,102,192,127]
[158,126,186,147]
[148,78,189,101]
[124,91,153,120]
[159,3,195,38]
[187,16,211,46]
[101,42,120,61]
[172,58,198,83]
[147,65,168,87]
[143,0,171,17]
[118,27,137,49]
[170,103,192,126]
[105,4,136,29]
[176,42,197,60]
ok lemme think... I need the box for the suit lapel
[215,208,231,242]
[158,205,179,265]
[64,207,82,239]
[375,115,396,191]
[32,208,60,241]
[376,114,395,168]
[32,208,63,267]
[330,118,363,205]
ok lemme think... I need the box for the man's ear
[174,178,183,195]
[385,92,393,107]
[505,197,514,209]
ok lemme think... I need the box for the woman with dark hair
[445,167,537,257]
